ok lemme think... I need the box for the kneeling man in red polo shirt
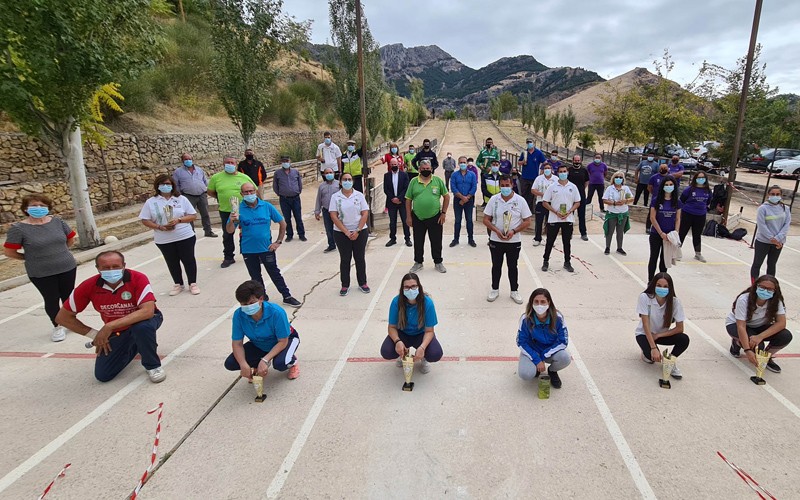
[56,250,166,383]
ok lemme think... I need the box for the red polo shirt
[65,269,156,324]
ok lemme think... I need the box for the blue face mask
[543,169,552,177]
[342,180,354,190]
[654,286,669,298]
[325,173,335,181]
[183,159,193,167]
[403,288,419,301]
[391,147,398,154]
[409,149,415,154]
[756,287,774,300]
[459,163,467,171]
[347,145,355,152]
[324,138,331,145]
[558,172,568,181]
[526,143,533,149]
[647,156,654,162]
[240,302,261,316]
[158,184,173,194]
[696,177,706,185]
[663,185,675,193]
[614,177,623,185]
[768,195,781,204]
[282,162,291,169]
[243,194,258,204]
[27,206,49,218]
[224,164,236,174]
[491,166,499,173]
[100,269,124,284]
[500,187,513,196]
[594,159,601,164]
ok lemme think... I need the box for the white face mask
[533,304,549,316]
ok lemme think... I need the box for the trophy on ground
[659,349,676,389]
[538,373,551,399]
[750,349,771,385]
[502,211,512,237]
[229,196,240,216]
[251,368,266,402]
[401,349,415,392]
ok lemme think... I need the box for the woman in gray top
[3,194,77,342]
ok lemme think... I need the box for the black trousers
[633,183,650,206]
[636,332,691,360]
[534,202,546,242]
[219,211,236,260]
[412,212,443,264]
[725,323,793,351]
[29,267,77,326]
[489,241,521,291]
[587,183,605,210]
[353,175,364,193]
[519,178,535,213]
[155,235,197,285]
[543,222,573,265]
[224,330,300,372]
[387,202,410,241]
[679,212,706,253]
[648,232,667,281]
[751,240,783,282]
[334,229,369,288]
[183,192,213,234]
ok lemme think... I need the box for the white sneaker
[510,291,523,304]
[50,325,66,342]
[695,253,706,263]
[435,263,447,273]
[419,359,431,374]
[533,239,541,247]
[169,284,184,296]
[147,367,167,383]
[409,263,423,273]
[670,364,683,379]
[487,289,500,302]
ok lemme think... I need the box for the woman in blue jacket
[517,288,571,388]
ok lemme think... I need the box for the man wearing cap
[406,159,450,273]
[272,155,305,242]
[341,139,365,193]
[173,152,217,237]
[518,138,547,214]
[238,148,268,199]
[208,156,253,267]
[384,157,412,247]
[316,131,342,178]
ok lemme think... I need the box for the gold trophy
[750,349,771,385]
[659,349,676,389]
[401,350,415,392]
[252,368,266,402]
[229,196,240,216]
[502,211,512,237]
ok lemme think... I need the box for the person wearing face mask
[667,155,685,183]
[498,150,514,176]
[383,159,412,247]
[411,138,439,173]
[542,165,582,273]
[382,142,405,173]
[272,155,306,242]
[316,131,342,178]
[516,288,571,388]
[586,154,608,212]
[380,273,442,375]
[442,151,456,188]
[406,159,450,274]
[404,145,418,180]
[329,173,371,296]
[646,164,673,233]
[477,138,500,205]
[567,155,590,240]
[208,156,253,268]
[341,139,365,192]
[481,159,503,206]
[601,171,633,255]
[173,153,217,237]
[751,185,792,282]
[648,178,682,282]
[224,280,300,384]
[544,149,561,173]
[678,172,711,262]
[139,174,199,296]
[530,163,557,246]
[518,138,547,214]
[227,183,301,307]
[466,157,480,181]
[55,251,165,383]
[237,148,267,198]
[635,272,689,380]
[4,194,77,342]
[315,167,341,253]
[726,275,792,374]
[449,155,478,248]
[484,175,532,304]
[633,154,658,207]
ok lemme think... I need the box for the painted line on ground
[265,245,405,499]
[0,238,322,495]
[346,356,520,363]
[586,235,800,421]
[702,240,800,292]
[521,246,657,499]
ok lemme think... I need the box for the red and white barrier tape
[717,451,776,500]
[727,181,764,207]
[37,463,70,500]
[552,247,599,279]
[130,403,164,500]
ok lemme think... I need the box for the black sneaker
[339,287,349,296]
[405,239,412,247]
[204,232,219,238]
[766,358,781,373]
[324,246,336,253]
[359,284,371,293]
[299,235,307,242]
[285,236,293,242]
[581,234,589,241]
[220,259,235,268]
[541,261,549,272]
[468,240,477,247]
[604,247,610,255]
[616,248,627,256]
[385,239,397,247]
[283,296,301,307]
[729,339,741,358]
[449,240,458,247]
[564,263,575,273]
[548,369,562,389]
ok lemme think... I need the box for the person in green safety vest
[404,145,418,181]
[481,159,502,205]
[342,139,365,192]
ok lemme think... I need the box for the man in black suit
[384,157,412,247]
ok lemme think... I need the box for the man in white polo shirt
[316,131,342,178]
[541,164,582,273]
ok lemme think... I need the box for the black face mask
[245,154,254,160]
[660,169,668,174]
[420,170,431,177]
[391,166,398,172]
[671,159,679,164]
[572,163,581,168]
[423,145,430,150]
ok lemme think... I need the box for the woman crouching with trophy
[380,274,443,378]
[635,273,690,383]
[726,275,792,380]
[516,288,571,389]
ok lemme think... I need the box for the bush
[277,139,317,164]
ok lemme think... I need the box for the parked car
[643,144,697,167]
[619,146,644,155]
[768,154,800,176]
[691,141,721,159]
[739,148,800,171]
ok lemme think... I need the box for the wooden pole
[355,0,372,230]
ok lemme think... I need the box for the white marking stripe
[137,284,154,305]
[0,238,323,494]
[702,241,800,292]
[283,335,300,367]
[521,247,657,499]
[265,245,405,499]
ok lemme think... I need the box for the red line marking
[466,356,520,362]
[773,353,800,358]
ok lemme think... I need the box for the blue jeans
[279,195,305,238]
[243,252,291,299]
[321,208,336,248]
[453,197,474,242]
[94,310,163,382]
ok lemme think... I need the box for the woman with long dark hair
[635,272,690,379]
[516,288,571,388]
[751,185,791,282]
[726,275,793,374]
[679,171,712,262]
[380,273,443,375]
[648,177,682,281]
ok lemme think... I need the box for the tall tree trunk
[178,0,186,22]
[62,121,101,248]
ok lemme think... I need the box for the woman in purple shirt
[648,178,682,281]
[678,172,711,263]
[586,154,608,212]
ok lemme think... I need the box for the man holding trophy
[483,175,532,304]
[541,165,582,273]
[207,156,252,268]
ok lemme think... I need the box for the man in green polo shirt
[405,159,450,273]
[208,156,253,268]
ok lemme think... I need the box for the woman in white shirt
[602,171,633,255]
[635,272,690,380]
[726,275,792,374]
[139,174,199,295]
[329,173,370,296]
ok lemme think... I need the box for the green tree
[406,78,427,126]
[531,103,546,135]
[0,0,162,248]
[387,93,407,141]
[576,130,597,151]
[541,114,552,142]
[442,109,457,120]
[496,91,518,124]
[560,105,577,147]
[461,104,475,120]
[549,111,561,143]
[594,83,646,154]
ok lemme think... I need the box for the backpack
[729,228,747,240]
[703,220,719,237]
[708,183,727,214]
[716,224,731,239]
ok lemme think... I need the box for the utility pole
[722,0,763,225]
[355,0,373,230]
